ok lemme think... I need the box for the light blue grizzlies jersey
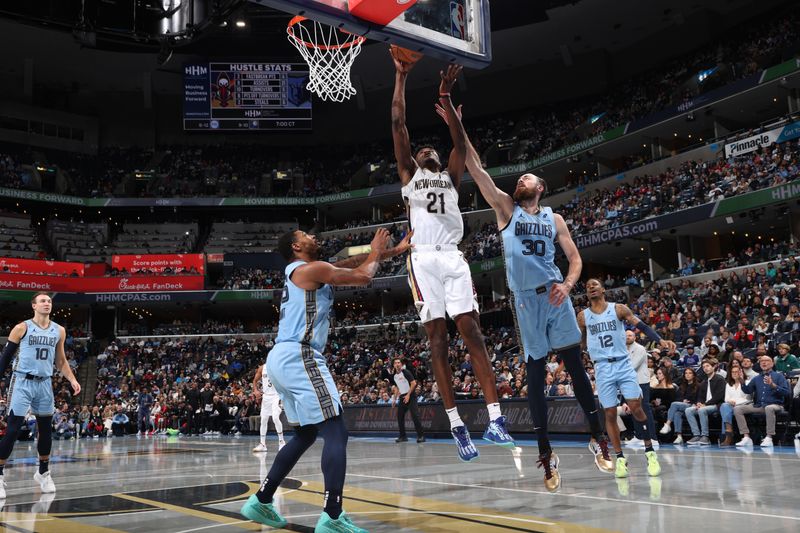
[583,304,628,362]
[501,205,563,292]
[275,261,333,352]
[17,319,60,377]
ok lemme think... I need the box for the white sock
[487,403,502,421]
[446,407,463,429]
[278,433,284,442]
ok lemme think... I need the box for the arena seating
[0,213,46,260]
[48,220,108,263]
[206,221,296,254]
[106,222,198,257]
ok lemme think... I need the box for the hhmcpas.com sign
[725,120,800,157]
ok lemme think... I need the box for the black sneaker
[417,436,426,443]
[395,437,408,443]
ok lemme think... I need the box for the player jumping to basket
[391,49,514,461]
[447,108,614,491]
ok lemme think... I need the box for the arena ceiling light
[235,19,247,28]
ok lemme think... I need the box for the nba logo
[450,1,466,40]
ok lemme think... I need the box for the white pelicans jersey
[401,167,463,245]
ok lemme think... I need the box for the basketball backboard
[251,0,492,68]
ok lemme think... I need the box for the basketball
[390,44,423,65]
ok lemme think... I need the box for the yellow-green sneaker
[614,456,629,478]
[645,450,661,477]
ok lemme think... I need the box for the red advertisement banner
[0,258,85,277]
[0,274,204,293]
[111,254,205,274]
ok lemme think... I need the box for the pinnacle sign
[724,120,800,157]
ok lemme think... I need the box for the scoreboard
[183,62,312,131]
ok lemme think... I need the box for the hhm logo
[185,65,208,76]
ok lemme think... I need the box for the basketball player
[391,50,513,461]
[241,228,408,533]
[0,292,81,498]
[252,363,285,452]
[448,110,613,491]
[578,279,672,478]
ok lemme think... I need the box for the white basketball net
[287,17,365,103]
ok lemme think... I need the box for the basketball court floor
[0,435,797,532]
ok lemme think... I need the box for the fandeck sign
[0,274,204,293]
[112,254,205,274]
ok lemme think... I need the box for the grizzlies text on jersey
[16,319,60,377]
[501,205,563,292]
[583,304,628,362]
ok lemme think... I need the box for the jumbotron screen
[182,62,312,131]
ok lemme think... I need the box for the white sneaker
[252,443,267,453]
[34,471,56,493]
[659,423,672,435]
[0,475,6,499]
[760,436,774,448]
[735,436,753,447]
[795,431,800,440]
[624,437,644,448]
[673,435,683,445]
[136,431,142,436]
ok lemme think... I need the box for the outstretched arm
[294,229,391,288]
[437,65,466,188]
[616,304,676,352]
[390,49,418,185]
[437,103,514,226]
[332,230,413,269]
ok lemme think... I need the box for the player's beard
[421,157,441,172]
[513,186,538,202]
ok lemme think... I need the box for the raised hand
[390,46,416,74]
[370,228,391,253]
[435,102,463,126]
[395,230,414,254]
[439,63,463,95]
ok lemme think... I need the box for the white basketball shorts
[406,246,479,323]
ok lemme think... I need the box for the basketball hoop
[287,16,366,103]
